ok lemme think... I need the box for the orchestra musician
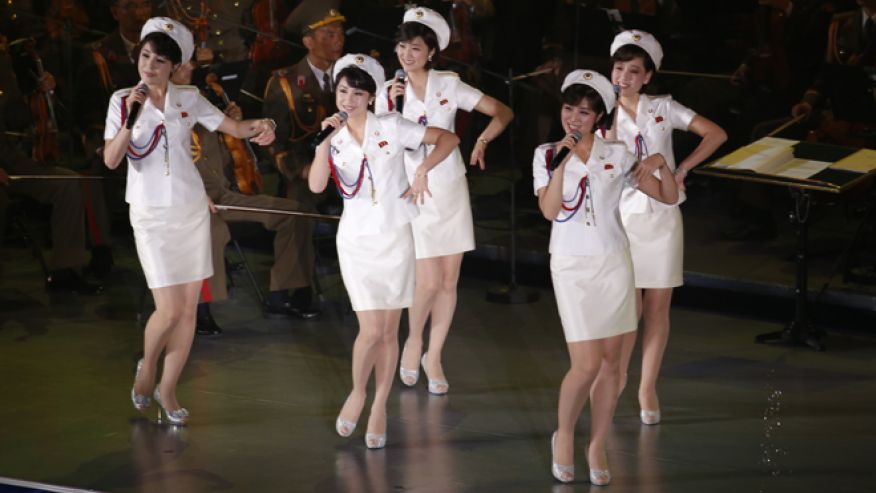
[169,58,320,335]
[1,32,106,293]
[261,8,347,317]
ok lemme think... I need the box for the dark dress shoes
[87,246,114,279]
[263,300,322,320]
[196,310,223,336]
[46,269,104,295]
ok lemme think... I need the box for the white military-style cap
[610,29,663,71]
[561,69,616,114]
[333,53,386,92]
[403,6,450,51]
[140,17,194,64]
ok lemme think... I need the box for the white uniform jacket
[533,137,639,256]
[375,69,483,184]
[105,82,225,207]
[329,112,426,236]
[615,93,696,214]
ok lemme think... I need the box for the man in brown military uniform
[169,61,320,335]
[261,8,346,313]
[1,35,103,293]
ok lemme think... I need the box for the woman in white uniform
[607,30,727,425]
[103,17,276,425]
[534,70,678,484]
[376,7,513,395]
[309,54,459,448]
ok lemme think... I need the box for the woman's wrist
[414,168,427,178]
[477,137,489,147]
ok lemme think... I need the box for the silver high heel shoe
[335,396,360,438]
[420,353,449,395]
[640,409,661,425]
[365,433,386,449]
[153,388,189,425]
[551,431,574,483]
[130,359,151,412]
[336,416,357,437]
[398,345,420,387]
[589,468,612,486]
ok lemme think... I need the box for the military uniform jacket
[614,94,695,214]
[330,112,426,236]
[263,59,336,185]
[375,69,483,184]
[104,83,226,207]
[532,137,638,256]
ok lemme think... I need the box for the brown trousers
[5,159,111,270]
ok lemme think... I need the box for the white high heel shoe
[640,409,661,425]
[421,353,449,395]
[336,416,357,437]
[365,433,386,449]
[398,345,420,387]
[335,396,360,438]
[551,431,574,483]
[589,468,612,486]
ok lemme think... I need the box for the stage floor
[1,242,875,493]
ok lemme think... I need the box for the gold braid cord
[190,129,202,162]
[275,75,326,142]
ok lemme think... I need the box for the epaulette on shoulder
[647,93,672,102]
[271,67,293,78]
[601,139,630,152]
[175,84,198,91]
[432,69,460,78]
[112,87,133,98]
[536,142,555,151]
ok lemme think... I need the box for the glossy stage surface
[1,243,875,493]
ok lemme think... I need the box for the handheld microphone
[394,69,406,113]
[310,111,348,149]
[549,131,583,171]
[125,84,149,129]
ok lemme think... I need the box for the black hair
[561,83,612,132]
[133,31,183,65]
[611,44,656,73]
[395,21,440,70]
[335,65,377,95]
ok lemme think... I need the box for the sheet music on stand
[695,138,876,351]
[699,137,876,193]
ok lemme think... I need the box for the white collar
[308,58,330,91]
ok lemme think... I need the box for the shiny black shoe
[263,300,322,320]
[196,312,223,336]
[46,269,104,295]
[87,246,114,279]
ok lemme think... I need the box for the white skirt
[550,250,637,343]
[130,197,212,289]
[622,207,684,289]
[411,175,475,259]
[337,222,415,311]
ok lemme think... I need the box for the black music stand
[696,141,876,351]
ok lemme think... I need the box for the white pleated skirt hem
[130,198,212,289]
[550,250,637,343]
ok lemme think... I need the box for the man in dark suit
[261,8,345,315]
